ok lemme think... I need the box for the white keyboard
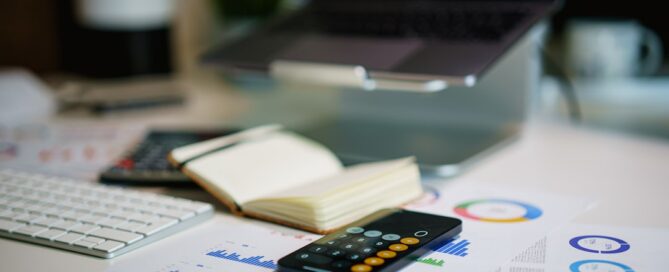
[0,169,213,258]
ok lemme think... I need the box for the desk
[1,73,668,271]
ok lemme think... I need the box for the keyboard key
[52,220,81,231]
[135,218,177,236]
[14,213,42,224]
[0,169,213,258]
[55,232,85,245]
[182,203,212,214]
[89,228,143,244]
[0,210,19,220]
[98,218,127,228]
[80,214,108,224]
[0,218,25,232]
[73,236,106,249]
[116,221,146,232]
[83,236,105,244]
[154,209,195,221]
[35,229,67,241]
[61,211,90,221]
[125,212,158,224]
[13,225,48,237]
[33,217,63,227]
[108,210,136,220]
[69,223,100,234]
[93,240,125,253]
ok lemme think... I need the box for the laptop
[203,0,560,89]
[202,0,559,175]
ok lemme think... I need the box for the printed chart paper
[401,183,593,271]
[108,182,593,272]
[500,223,669,272]
[0,123,144,180]
[108,215,321,272]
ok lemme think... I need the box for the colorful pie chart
[569,235,630,254]
[453,199,542,223]
[569,260,634,272]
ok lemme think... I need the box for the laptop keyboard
[0,169,213,258]
[279,3,529,41]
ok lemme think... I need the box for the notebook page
[185,132,343,205]
[258,157,415,200]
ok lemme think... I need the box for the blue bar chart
[432,238,470,257]
[206,250,277,269]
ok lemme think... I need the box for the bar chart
[432,238,470,257]
[205,250,277,269]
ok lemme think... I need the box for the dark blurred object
[58,77,184,113]
[213,0,281,20]
[203,0,555,174]
[59,0,174,78]
[100,129,238,186]
[0,0,60,74]
[0,0,174,78]
[552,0,669,63]
[204,0,559,88]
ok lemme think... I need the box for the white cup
[565,19,663,78]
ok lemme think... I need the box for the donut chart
[569,235,630,254]
[569,260,634,272]
[453,199,543,223]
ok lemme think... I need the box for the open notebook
[168,125,423,234]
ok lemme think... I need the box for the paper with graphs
[499,223,669,272]
[401,183,593,271]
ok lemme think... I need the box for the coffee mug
[565,19,663,78]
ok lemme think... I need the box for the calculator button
[414,230,428,237]
[337,233,351,239]
[381,234,400,241]
[364,257,385,266]
[325,240,339,246]
[340,243,357,250]
[372,240,388,248]
[359,247,375,255]
[332,260,352,268]
[347,253,364,261]
[297,253,311,260]
[117,159,134,169]
[308,245,328,253]
[327,249,345,257]
[352,237,368,243]
[400,237,420,245]
[376,250,397,259]
[351,264,372,272]
[389,243,408,251]
[295,252,332,264]
[346,227,364,234]
[363,230,382,237]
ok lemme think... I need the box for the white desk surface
[2,75,669,271]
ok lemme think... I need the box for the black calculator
[99,129,236,186]
[278,208,462,272]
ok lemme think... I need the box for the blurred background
[1,0,668,139]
